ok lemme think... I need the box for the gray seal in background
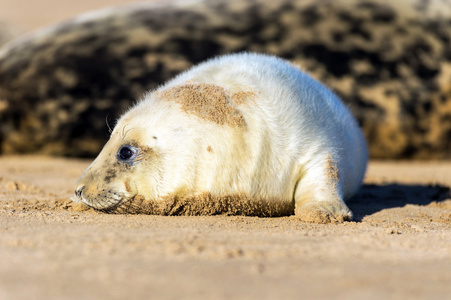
[0,0,450,158]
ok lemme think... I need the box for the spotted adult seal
[0,21,16,47]
[74,53,367,223]
[1,0,451,159]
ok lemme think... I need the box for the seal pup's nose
[75,185,85,198]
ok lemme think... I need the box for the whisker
[123,127,136,139]
[105,114,113,134]
[121,124,128,140]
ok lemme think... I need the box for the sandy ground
[0,155,450,299]
[0,0,149,36]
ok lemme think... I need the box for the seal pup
[74,53,367,223]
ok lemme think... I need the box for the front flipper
[294,155,353,224]
[295,201,352,224]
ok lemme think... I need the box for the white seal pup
[74,53,368,223]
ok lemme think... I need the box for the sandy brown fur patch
[157,83,245,127]
[325,155,339,183]
[140,145,157,158]
[102,193,294,217]
[124,178,132,193]
[232,91,256,105]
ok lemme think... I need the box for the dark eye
[117,145,137,161]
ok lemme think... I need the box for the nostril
[75,185,85,198]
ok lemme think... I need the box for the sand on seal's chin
[102,193,295,217]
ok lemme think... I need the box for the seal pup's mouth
[99,194,153,214]
[74,184,136,211]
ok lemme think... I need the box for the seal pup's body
[75,53,367,223]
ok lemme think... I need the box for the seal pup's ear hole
[152,136,157,140]
[117,144,139,162]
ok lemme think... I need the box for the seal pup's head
[74,78,253,213]
[73,92,204,213]
[74,118,155,212]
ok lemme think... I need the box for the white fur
[75,53,368,222]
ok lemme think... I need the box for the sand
[0,0,149,37]
[158,83,246,127]
[0,155,451,299]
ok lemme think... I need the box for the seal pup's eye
[117,145,138,162]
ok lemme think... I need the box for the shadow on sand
[348,184,451,221]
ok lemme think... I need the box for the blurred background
[0,0,148,35]
[1,0,451,159]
